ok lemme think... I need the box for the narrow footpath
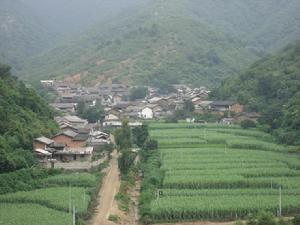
[90,150,121,225]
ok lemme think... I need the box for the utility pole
[279,186,282,217]
[73,205,76,225]
[69,185,71,214]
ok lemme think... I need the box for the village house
[88,131,110,150]
[60,93,77,103]
[34,149,52,165]
[51,129,89,148]
[209,101,243,113]
[55,116,88,129]
[33,137,54,150]
[236,112,261,123]
[51,147,93,163]
[50,103,76,114]
[140,107,154,119]
[194,101,213,114]
[52,130,78,147]
[59,122,78,133]
[40,80,54,87]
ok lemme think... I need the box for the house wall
[33,141,47,150]
[231,104,244,113]
[142,108,153,119]
[53,154,91,162]
[69,140,86,148]
[52,135,73,147]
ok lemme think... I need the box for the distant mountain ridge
[11,0,300,88]
[0,0,57,69]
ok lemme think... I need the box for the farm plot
[0,172,100,225]
[148,122,300,222]
[0,187,90,213]
[0,203,72,225]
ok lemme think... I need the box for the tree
[118,150,135,174]
[130,87,149,101]
[76,101,105,123]
[132,125,149,148]
[183,100,195,113]
[114,120,132,150]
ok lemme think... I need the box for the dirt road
[90,150,121,225]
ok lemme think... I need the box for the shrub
[108,214,120,223]
[241,119,257,129]
[293,214,300,225]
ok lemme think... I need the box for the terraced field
[148,123,300,222]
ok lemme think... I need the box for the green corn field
[147,122,300,222]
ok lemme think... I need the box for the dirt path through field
[90,150,121,225]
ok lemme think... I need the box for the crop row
[0,203,72,225]
[160,188,300,197]
[150,195,300,221]
[0,187,89,213]
[42,173,97,187]
[165,167,300,178]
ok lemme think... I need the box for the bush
[108,214,120,223]
[165,116,178,123]
[293,214,300,225]
[241,119,257,129]
[143,139,158,151]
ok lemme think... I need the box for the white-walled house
[140,107,154,119]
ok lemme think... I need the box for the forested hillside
[213,40,300,145]
[0,0,57,69]
[0,64,58,173]
[20,0,300,88]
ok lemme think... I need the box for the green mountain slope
[21,0,300,88]
[213,40,300,144]
[0,64,58,173]
[21,0,256,87]
[188,0,300,52]
[0,0,57,70]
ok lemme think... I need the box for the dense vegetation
[20,0,300,88]
[213,40,300,145]
[140,122,300,223]
[0,64,58,173]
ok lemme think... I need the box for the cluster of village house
[42,79,259,124]
[36,80,260,168]
[33,115,110,169]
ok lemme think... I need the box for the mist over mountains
[1,0,300,87]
